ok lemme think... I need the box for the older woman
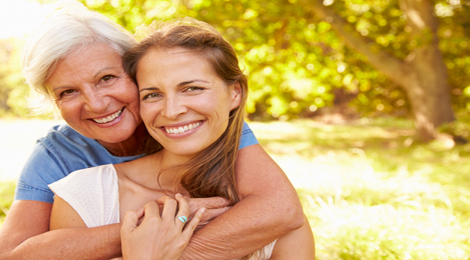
[0,1,303,260]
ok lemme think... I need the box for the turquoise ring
[177,216,188,224]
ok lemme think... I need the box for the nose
[161,96,187,119]
[82,86,110,112]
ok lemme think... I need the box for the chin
[101,133,133,144]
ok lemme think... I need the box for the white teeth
[165,122,201,134]
[93,109,123,124]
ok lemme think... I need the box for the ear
[229,81,242,110]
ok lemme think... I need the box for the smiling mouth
[93,108,123,124]
[164,121,202,134]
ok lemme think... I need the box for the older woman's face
[45,43,141,144]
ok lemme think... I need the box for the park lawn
[1,118,469,259]
[249,118,470,260]
[0,180,15,226]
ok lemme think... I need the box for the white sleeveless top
[49,164,276,259]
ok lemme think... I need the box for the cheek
[126,94,140,111]
[117,79,139,103]
[140,103,160,124]
[57,101,80,121]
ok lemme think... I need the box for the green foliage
[2,0,470,121]
[439,111,470,139]
[78,0,464,120]
[0,38,35,118]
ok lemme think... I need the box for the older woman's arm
[0,198,228,259]
[180,144,305,259]
[0,200,122,260]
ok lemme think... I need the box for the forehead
[143,47,209,65]
[137,47,216,80]
[46,43,123,86]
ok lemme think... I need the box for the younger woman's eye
[185,86,204,92]
[142,92,162,100]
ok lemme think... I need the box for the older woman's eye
[96,74,119,88]
[60,89,75,97]
[101,75,115,82]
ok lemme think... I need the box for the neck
[124,152,188,193]
[98,123,148,157]
[159,150,194,173]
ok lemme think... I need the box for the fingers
[140,201,161,223]
[183,207,205,236]
[175,194,190,227]
[157,196,178,222]
[189,196,231,209]
[202,205,232,221]
[121,208,144,234]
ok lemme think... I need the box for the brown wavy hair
[123,18,248,205]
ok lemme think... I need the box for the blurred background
[1,0,470,259]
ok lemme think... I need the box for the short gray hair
[22,0,137,114]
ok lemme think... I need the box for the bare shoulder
[50,196,86,230]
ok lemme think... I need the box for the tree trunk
[400,46,455,141]
[306,0,455,141]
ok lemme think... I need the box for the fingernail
[176,193,182,197]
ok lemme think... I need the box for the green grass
[1,118,470,259]
[249,118,470,260]
[0,180,15,226]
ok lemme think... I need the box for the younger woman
[49,18,315,259]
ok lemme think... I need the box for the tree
[65,0,470,141]
[0,38,31,117]
[305,0,454,140]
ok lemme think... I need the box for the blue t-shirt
[15,122,258,203]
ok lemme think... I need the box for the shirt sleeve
[239,122,259,149]
[14,141,67,203]
[49,165,120,227]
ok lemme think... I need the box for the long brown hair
[123,18,248,204]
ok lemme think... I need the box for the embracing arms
[0,143,303,260]
[179,144,305,259]
[0,197,228,260]
[0,200,122,260]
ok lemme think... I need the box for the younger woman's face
[137,47,241,159]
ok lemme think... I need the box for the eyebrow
[139,79,211,92]
[94,66,117,78]
[177,79,210,86]
[51,66,118,92]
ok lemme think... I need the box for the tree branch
[305,0,409,85]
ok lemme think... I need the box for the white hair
[22,0,137,114]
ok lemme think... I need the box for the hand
[186,196,232,230]
[121,195,204,260]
